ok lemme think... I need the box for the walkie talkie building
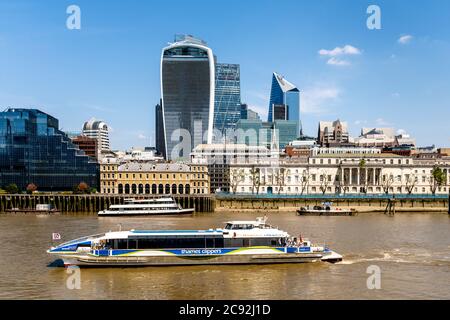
[160,35,215,160]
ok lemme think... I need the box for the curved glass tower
[161,35,215,160]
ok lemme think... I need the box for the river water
[0,212,449,300]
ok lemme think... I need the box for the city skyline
[1,0,450,150]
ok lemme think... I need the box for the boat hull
[98,208,195,216]
[297,209,356,216]
[59,252,325,267]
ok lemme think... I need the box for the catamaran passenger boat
[47,217,343,267]
[98,197,194,216]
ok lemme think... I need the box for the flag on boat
[52,233,61,240]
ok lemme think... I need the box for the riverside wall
[0,194,215,214]
[215,196,449,213]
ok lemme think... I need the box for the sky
[0,0,449,150]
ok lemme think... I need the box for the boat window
[121,236,225,250]
[225,223,233,230]
[231,224,254,230]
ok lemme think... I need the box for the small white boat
[297,202,356,216]
[98,197,194,216]
[47,217,343,267]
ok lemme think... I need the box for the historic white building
[229,153,450,195]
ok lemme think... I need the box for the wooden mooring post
[384,198,396,216]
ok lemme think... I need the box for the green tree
[429,166,447,195]
[5,183,19,194]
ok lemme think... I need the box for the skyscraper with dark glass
[161,35,215,160]
[213,63,241,138]
[0,108,99,191]
[267,72,300,134]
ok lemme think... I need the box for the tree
[274,168,288,195]
[249,166,264,195]
[229,169,245,194]
[5,183,19,194]
[382,174,394,195]
[77,182,89,194]
[300,170,311,195]
[429,166,447,195]
[319,170,331,195]
[405,174,417,195]
[26,183,38,194]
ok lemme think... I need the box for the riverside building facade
[0,108,99,191]
[100,160,209,195]
[228,153,450,195]
[191,143,275,193]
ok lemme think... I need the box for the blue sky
[0,0,449,150]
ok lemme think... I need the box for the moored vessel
[47,217,343,267]
[98,197,194,216]
[297,202,356,216]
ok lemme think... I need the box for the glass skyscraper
[267,72,300,135]
[213,63,241,138]
[161,35,215,160]
[0,108,99,191]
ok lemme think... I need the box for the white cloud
[137,133,146,140]
[301,85,340,114]
[375,118,391,126]
[398,35,413,44]
[318,45,361,57]
[355,120,368,126]
[327,57,351,66]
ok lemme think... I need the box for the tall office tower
[0,108,98,191]
[161,35,215,160]
[155,100,166,158]
[272,104,288,120]
[213,63,241,138]
[82,118,110,155]
[267,72,300,134]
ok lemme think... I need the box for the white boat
[47,217,343,267]
[297,202,356,216]
[98,197,195,216]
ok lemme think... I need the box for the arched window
[118,184,123,194]
[165,184,170,194]
[152,184,157,194]
[158,184,164,194]
[178,184,184,194]
[185,184,190,194]
[125,184,130,194]
[145,184,150,194]
[132,184,137,194]
[138,184,144,194]
[172,184,177,194]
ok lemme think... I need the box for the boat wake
[337,249,450,266]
